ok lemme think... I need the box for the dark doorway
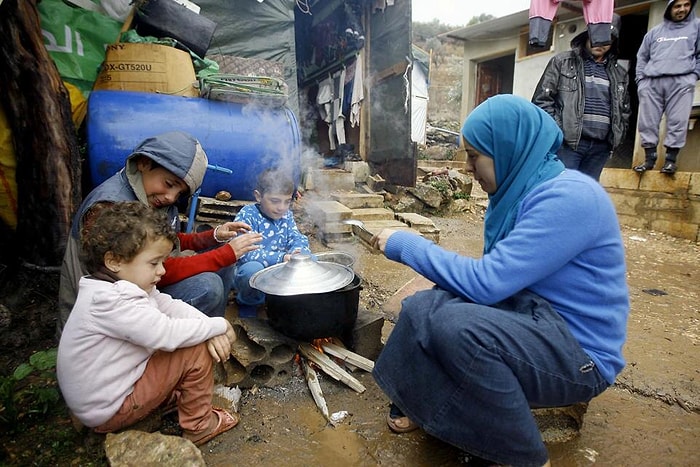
[607,11,649,169]
[475,54,515,107]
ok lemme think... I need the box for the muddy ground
[198,209,700,467]
[1,198,698,466]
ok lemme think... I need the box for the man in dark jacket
[634,0,700,175]
[532,15,630,181]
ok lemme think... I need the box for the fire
[311,337,333,352]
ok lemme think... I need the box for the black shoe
[633,160,655,173]
[660,161,677,175]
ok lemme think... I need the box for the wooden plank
[298,343,366,393]
[321,342,375,372]
[301,358,333,425]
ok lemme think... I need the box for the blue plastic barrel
[86,90,302,200]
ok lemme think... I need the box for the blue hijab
[461,95,565,253]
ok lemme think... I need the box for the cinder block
[343,161,370,183]
[366,173,386,192]
[351,308,384,361]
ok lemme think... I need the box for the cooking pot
[249,255,361,341]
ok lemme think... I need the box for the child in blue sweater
[233,168,312,316]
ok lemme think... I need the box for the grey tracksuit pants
[637,74,697,150]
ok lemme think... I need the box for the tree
[468,13,495,26]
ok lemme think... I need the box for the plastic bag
[38,0,123,96]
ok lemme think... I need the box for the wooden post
[0,0,81,267]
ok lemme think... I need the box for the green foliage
[468,13,496,26]
[429,178,452,196]
[453,191,470,200]
[0,348,60,429]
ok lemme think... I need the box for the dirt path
[1,203,697,466]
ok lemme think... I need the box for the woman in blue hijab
[371,95,629,466]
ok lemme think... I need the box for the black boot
[660,161,677,174]
[633,153,656,173]
[660,148,679,175]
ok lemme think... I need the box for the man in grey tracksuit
[634,0,700,175]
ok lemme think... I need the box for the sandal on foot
[185,407,239,446]
[386,403,418,433]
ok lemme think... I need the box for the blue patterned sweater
[234,203,311,266]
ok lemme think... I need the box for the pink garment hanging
[529,0,614,24]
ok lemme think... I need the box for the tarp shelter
[169,0,416,187]
[411,44,429,144]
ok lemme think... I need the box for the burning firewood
[298,343,366,393]
[300,357,334,425]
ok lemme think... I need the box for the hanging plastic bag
[38,0,123,96]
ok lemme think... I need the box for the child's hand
[228,231,262,258]
[207,322,236,362]
[283,248,302,262]
[214,221,252,242]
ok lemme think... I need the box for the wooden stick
[321,342,375,372]
[298,343,366,393]
[301,357,333,425]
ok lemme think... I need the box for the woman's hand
[228,231,262,258]
[206,321,237,362]
[214,221,252,242]
[371,229,398,253]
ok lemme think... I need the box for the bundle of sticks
[297,339,375,426]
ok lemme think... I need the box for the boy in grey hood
[634,0,700,175]
[58,131,263,337]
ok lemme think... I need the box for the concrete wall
[459,1,700,173]
[601,168,700,242]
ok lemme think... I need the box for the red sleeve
[159,244,237,287]
[178,230,218,251]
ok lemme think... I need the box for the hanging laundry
[529,0,614,48]
[316,68,347,151]
[350,51,364,128]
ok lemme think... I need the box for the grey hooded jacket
[532,25,631,151]
[57,131,208,336]
[636,0,700,82]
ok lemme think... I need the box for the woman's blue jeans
[160,265,236,317]
[373,288,609,466]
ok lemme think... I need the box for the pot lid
[249,254,354,296]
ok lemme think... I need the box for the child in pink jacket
[57,201,238,445]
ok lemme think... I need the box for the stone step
[305,168,356,193]
[347,219,422,245]
[330,192,384,209]
[305,200,354,243]
[349,207,395,222]
[395,212,440,243]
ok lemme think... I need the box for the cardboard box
[93,42,198,97]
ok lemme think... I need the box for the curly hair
[80,201,177,273]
